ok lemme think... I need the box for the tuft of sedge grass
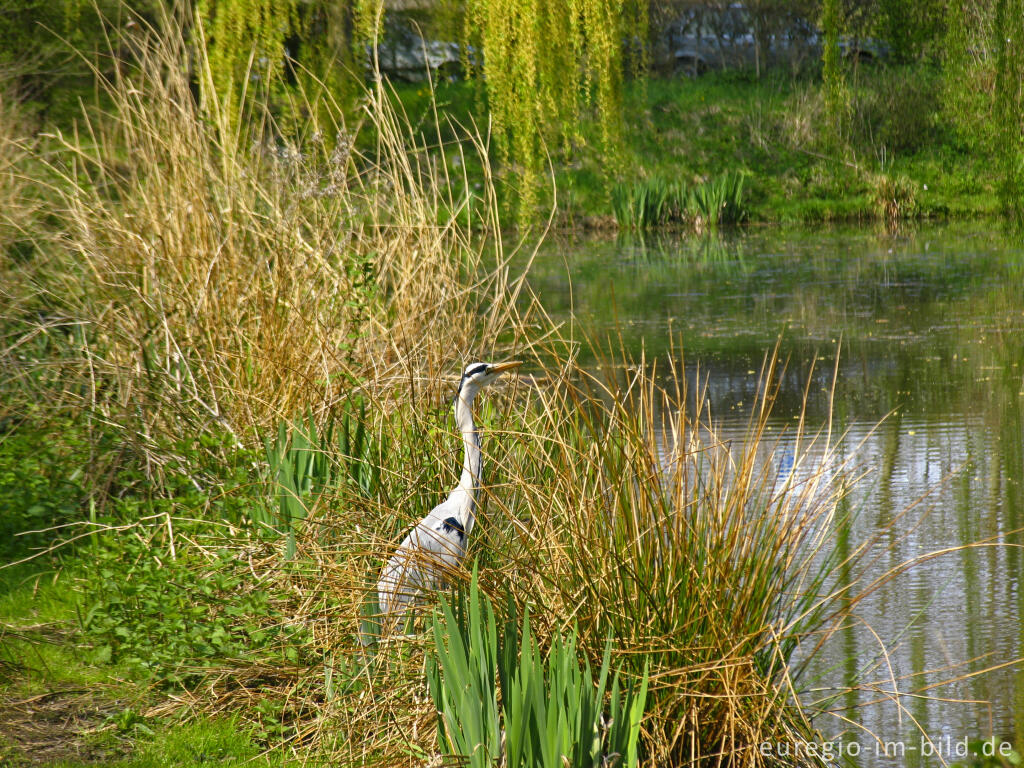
[476,341,847,765]
[871,172,919,224]
[425,568,649,768]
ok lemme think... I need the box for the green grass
[0,406,303,765]
[387,65,1000,226]
[17,718,294,768]
[0,557,233,766]
[0,423,311,767]
[5,51,1003,238]
[603,68,997,224]
[116,719,293,768]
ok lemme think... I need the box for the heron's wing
[377,504,467,616]
[410,517,466,565]
[377,523,419,615]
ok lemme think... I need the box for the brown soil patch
[0,688,129,766]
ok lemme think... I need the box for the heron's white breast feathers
[376,508,469,616]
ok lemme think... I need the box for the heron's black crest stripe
[441,516,466,538]
[457,364,489,395]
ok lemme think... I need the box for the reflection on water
[524,223,1024,763]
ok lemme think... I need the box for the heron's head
[456,360,522,400]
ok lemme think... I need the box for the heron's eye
[466,364,489,378]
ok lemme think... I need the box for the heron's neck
[451,390,482,534]
[455,391,482,491]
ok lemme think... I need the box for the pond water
[524,222,1024,765]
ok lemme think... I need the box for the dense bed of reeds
[1,7,895,768]
[611,172,748,231]
[2,6,539,464]
[111,341,857,766]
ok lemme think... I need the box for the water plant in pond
[426,570,648,768]
[611,173,748,230]
[611,177,682,229]
[687,170,748,229]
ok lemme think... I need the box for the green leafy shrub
[0,418,87,560]
[80,527,311,687]
[878,0,947,64]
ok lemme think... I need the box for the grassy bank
[393,64,999,227]
[0,9,991,768]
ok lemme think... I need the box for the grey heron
[375,360,522,624]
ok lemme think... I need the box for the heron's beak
[490,360,524,374]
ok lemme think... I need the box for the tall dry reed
[12,6,538,475]
[474,346,852,764]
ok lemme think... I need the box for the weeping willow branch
[465,0,645,222]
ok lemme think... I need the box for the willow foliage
[196,0,299,107]
[465,0,645,221]
[820,0,847,146]
[993,0,1024,222]
[195,0,377,127]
